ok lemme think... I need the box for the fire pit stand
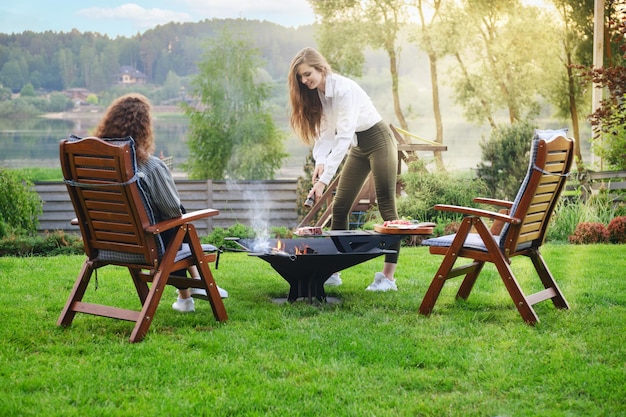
[235,231,406,303]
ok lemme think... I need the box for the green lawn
[1,244,624,416]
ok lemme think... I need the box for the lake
[0,111,589,179]
[0,111,310,179]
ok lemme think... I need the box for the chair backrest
[499,130,574,254]
[60,136,160,265]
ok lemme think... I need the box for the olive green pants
[331,121,400,263]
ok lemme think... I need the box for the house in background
[64,87,91,106]
[116,66,147,85]
[64,87,90,102]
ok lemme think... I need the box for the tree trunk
[566,50,584,171]
[387,47,408,131]
[428,52,445,171]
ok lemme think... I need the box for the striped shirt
[137,156,183,222]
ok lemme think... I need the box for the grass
[1,244,625,416]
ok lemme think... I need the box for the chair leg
[186,225,228,322]
[456,262,485,300]
[57,261,94,327]
[475,219,540,325]
[529,250,570,310]
[129,227,186,343]
[130,267,150,304]
[419,217,474,316]
[129,263,174,343]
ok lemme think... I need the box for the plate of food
[374,220,436,235]
[294,226,323,236]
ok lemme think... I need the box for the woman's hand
[304,164,327,207]
[312,164,324,183]
[310,181,326,199]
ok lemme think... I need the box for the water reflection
[0,115,193,170]
[0,115,588,176]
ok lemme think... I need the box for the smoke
[227,180,273,253]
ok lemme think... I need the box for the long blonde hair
[288,47,331,146]
[93,93,155,164]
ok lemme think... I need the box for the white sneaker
[184,286,229,299]
[324,272,342,286]
[366,272,398,292]
[217,286,228,298]
[172,297,195,312]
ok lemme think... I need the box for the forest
[0,19,323,93]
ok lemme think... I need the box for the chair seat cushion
[175,243,218,263]
[422,233,497,252]
[423,233,533,253]
[99,243,218,265]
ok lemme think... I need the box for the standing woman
[288,47,400,292]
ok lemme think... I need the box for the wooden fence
[587,170,626,197]
[34,180,299,236]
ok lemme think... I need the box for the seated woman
[92,93,228,312]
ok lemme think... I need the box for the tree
[582,1,626,170]
[55,48,75,90]
[0,59,26,92]
[443,0,561,127]
[476,121,536,200]
[19,83,35,97]
[411,0,447,170]
[548,0,595,170]
[309,0,411,131]
[181,29,287,180]
[161,70,183,101]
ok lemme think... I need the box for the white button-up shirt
[313,73,382,185]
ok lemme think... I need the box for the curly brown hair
[93,93,155,164]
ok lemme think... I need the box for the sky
[0,1,316,38]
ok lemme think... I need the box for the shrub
[201,223,257,249]
[568,222,609,244]
[547,192,626,242]
[444,221,461,235]
[0,230,84,257]
[0,168,43,238]
[590,97,626,170]
[398,160,489,224]
[476,121,536,201]
[607,216,626,243]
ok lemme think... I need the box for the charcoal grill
[234,231,404,303]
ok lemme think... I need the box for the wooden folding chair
[419,130,574,325]
[57,136,227,342]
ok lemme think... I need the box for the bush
[201,223,258,249]
[0,168,43,237]
[398,160,489,224]
[0,230,84,257]
[476,121,536,201]
[568,222,610,244]
[590,98,626,171]
[547,192,626,242]
[607,216,626,243]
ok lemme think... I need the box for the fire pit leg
[287,276,327,303]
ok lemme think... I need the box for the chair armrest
[145,209,220,234]
[434,204,521,225]
[473,197,514,209]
